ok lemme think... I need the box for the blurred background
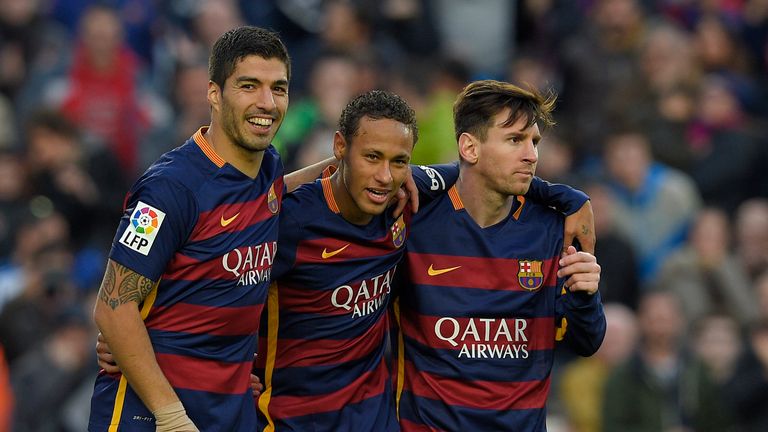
[0,0,766,431]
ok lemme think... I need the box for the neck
[204,125,264,179]
[330,163,373,225]
[455,172,515,228]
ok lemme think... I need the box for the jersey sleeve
[109,177,197,281]
[555,288,606,357]
[526,177,589,215]
[411,162,459,205]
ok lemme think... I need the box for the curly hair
[338,90,418,145]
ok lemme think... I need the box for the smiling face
[209,55,289,154]
[332,116,413,225]
[472,108,541,197]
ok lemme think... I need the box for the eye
[365,153,378,161]
[273,86,288,95]
[392,159,408,167]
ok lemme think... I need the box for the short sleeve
[412,162,459,205]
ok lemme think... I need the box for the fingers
[404,165,419,214]
[558,250,600,295]
[250,373,264,397]
[392,189,407,218]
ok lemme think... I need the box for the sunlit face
[333,117,413,225]
[211,55,289,153]
[474,109,540,197]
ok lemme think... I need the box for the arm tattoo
[581,225,590,235]
[98,260,157,310]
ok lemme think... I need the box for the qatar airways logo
[435,317,530,359]
[222,241,277,286]
[331,266,396,319]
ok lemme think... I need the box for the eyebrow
[234,77,289,87]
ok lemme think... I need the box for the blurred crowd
[0,0,766,431]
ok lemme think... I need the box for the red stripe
[400,419,446,432]
[188,177,284,243]
[274,314,388,368]
[403,360,550,410]
[146,303,263,336]
[164,242,277,281]
[408,253,558,291]
[296,234,398,264]
[267,359,388,419]
[156,353,252,394]
[400,313,555,351]
[276,283,348,315]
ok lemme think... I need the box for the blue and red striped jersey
[89,127,284,432]
[255,168,411,432]
[394,186,605,431]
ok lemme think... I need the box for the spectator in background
[407,56,469,165]
[602,290,730,432]
[629,21,700,171]
[654,207,758,326]
[734,198,768,282]
[0,212,74,365]
[25,109,126,251]
[724,318,768,432]
[585,181,639,309]
[756,271,768,319]
[275,51,365,170]
[558,0,647,162]
[602,128,701,285]
[685,74,764,214]
[560,303,639,432]
[0,0,69,100]
[45,4,162,178]
[10,306,94,431]
[691,313,743,385]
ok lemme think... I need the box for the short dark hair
[453,80,556,142]
[208,26,290,88]
[338,90,418,145]
[26,109,80,140]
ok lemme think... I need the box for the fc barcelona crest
[268,183,279,214]
[391,215,406,248]
[518,260,544,291]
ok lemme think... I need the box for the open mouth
[366,188,390,204]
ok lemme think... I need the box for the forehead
[491,108,540,135]
[227,55,288,83]
[349,117,414,151]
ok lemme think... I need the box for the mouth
[246,116,275,133]
[365,187,391,205]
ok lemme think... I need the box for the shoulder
[282,180,324,222]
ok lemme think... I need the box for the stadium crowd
[0,0,766,430]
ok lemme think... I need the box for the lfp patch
[391,215,406,248]
[119,201,166,256]
[518,260,544,291]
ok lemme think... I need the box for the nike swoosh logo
[322,244,350,259]
[220,212,240,227]
[427,264,461,276]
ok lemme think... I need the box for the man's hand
[390,165,419,217]
[557,246,601,295]
[95,333,121,374]
[250,373,264,398]
[563,200,595,254]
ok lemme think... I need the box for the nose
[522,140,538,164]
[374,161,393,184]
[255,86,277,112]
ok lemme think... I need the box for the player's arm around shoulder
[556,246,606,356]
[93,261,198,431]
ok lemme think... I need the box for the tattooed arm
[93,259,180,413]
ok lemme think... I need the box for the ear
[457,132,479,164]
[207,81,220,112]
[332,131,347,161]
